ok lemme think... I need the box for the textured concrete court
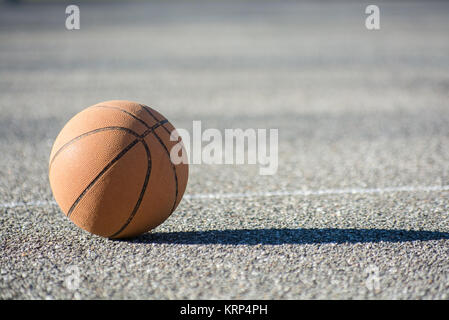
[1,1,449,299]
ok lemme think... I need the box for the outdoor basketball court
[1,0,448,299]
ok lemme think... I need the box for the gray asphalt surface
[1,0,449,299]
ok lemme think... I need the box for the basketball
[48,100,189,239]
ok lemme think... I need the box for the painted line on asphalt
[1,185,448,208]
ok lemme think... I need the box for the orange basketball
[48,100,189,239]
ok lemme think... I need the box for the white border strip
[1,185,448,208]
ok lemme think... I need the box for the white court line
[1,185,448,209]
[0,200,56,209]
[184,185,449,200]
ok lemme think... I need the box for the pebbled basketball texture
[48,100,189,239]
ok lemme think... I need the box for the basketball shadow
[130,228,449,245]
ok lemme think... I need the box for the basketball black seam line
[66,138,139,218]
[139,104,171,135]
[139,104,179,213]
[66,120,167,219]
[90,104,151,129]
[102,103,179,214]
[107,139,152,239]
[49,126,140,171]
[50,103,166,169]
[147,129,179,213]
